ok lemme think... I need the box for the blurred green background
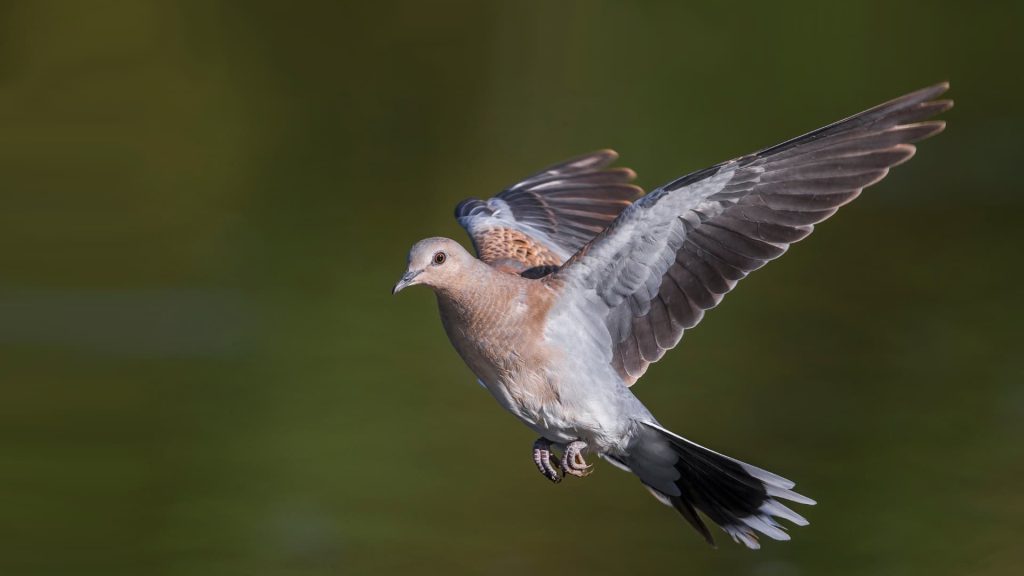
[1,1,1021,575]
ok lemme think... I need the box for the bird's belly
[440,301,635,451]
[478,369,634,452]
[445,327,564,433]
[484,382,576,444]
[477,370,563,433]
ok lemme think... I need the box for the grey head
[392,237,476,295]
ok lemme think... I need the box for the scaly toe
[561,440,593,478]
[564,465,591,478]
[532,438,562,483]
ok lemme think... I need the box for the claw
[562,440,593,478]
[532,438,562,483]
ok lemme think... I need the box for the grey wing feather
[550,83,952,384]
[455,150,644,271]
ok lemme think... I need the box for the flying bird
[393,83,951,548]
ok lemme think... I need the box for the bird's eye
[433,251,447,265]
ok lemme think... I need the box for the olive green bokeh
[1,1,1021,575]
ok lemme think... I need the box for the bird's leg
[561,439,593,478]
[532,437,562,483]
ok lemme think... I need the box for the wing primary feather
[456,150,643,269]
[543,84,950,385]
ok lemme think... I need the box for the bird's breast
[436,282,562,424]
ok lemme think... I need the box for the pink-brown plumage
[434,256,563,412]
[394,83,952,548]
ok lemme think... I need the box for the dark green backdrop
[2,1,1021,575]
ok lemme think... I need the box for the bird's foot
[532,438,562,483]
[561,439,593,478]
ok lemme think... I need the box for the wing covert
[456,150,643,273]
[549,83,952,385]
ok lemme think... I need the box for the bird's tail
[618,422,815,549]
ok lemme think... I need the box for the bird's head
[393,237,474,295]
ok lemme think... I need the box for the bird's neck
[433,260,515,322]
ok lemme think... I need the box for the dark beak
[392,269,421,295]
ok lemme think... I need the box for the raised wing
[548,83,952,385]
[455,150,643,274]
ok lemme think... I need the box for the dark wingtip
[454,197,489,219]
[862,81,952,122]
[623,182,645,199]
[561,149,620,171]
[616,167,639,183]
[903,81,950,103]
